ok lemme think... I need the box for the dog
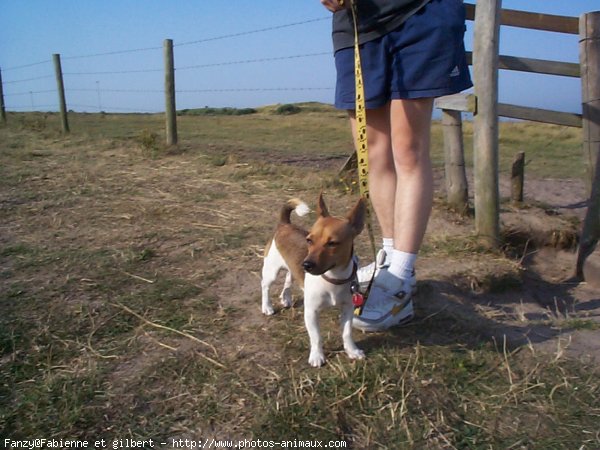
[261,193,366,367]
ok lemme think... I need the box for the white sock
[381,238,394,265]
[388,250,417,280]
[382,238,394,254]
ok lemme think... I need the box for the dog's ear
[317,192,330,217]
[347,197,366,235]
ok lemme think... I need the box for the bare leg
[349,104,395,239]
[389,98,434,254]
[348,98,433,252]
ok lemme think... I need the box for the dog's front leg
[341,301,365,360]
[304,306,325,367]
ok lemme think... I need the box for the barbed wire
[3,89,56,96]
[7,51,333,78]
[69,104,159,113]
[6,87,331,97]
[61,46,163,61]
[68,88,163,93]
[5,104,57,110]
[2,60,53,72]
[4,85,333,112]
[176,52,331,71]
[3,75,55,84]
[175,16,329,47]
[63,68,162,76]
[2,15,330,72]
[178,87,333,92]
[1,15,334,112]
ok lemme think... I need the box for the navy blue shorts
[334,0,473,109]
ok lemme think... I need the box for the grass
[0,107,597,447]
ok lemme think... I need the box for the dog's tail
[280,198,310,224]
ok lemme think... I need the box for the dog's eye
[306,238,313,245]
[326,241,339,248]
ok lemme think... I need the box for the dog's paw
[308,351,326,367]
[345,347,365,360]
[262,304,275,316]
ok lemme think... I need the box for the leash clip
[351,279,365,315]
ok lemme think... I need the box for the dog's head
[302,193,365,275]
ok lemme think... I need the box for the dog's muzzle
[302,260,317,273]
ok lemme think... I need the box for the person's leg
[390,97,434,255]
[383,97,433,285]
[349,98,433,260]
[348,104,395,240]
[352,98,433,332]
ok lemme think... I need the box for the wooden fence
[434,2,600,279]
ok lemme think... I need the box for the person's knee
[392,138,430,173]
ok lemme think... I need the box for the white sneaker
[357,249,389,290]
[357,249,417,294]
[353,270,415,332]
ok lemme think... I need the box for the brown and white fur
[261,194,366,367]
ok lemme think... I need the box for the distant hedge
[274,104,302,115]
[178,107,257,116]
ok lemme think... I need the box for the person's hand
[320,0,346,13]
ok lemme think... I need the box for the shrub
[274,104,301,115]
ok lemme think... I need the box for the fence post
[442,109,468,213]
[472,0,502,247]
[579,11,600,193]
[511,151,525,204]
[164,39,177,146]
[0,68,6,124]
[52,54,69,133]
[576,11,600,279]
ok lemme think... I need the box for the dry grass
[1,109,598,448]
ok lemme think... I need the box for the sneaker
[357,249,390,290]
[353,271,415,332]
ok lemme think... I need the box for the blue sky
[1,1,597,114]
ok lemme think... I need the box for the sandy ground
[423,169,600,362]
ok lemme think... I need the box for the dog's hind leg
[261,240,284,315]
[261,265,278,316]
[279,270,293,308]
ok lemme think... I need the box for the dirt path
[426,171,600,361]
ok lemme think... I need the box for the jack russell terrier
[261,194,366,367]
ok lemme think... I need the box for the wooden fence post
[472,0,502,246]
[52,54,69,133]
[576,11,600,279]
[164,39,177,146]
[0,68,6,124]
[442,109,468,213]
[511,151,525,203]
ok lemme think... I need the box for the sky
[1,1,598,114]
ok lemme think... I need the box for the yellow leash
[341,0,378,315]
